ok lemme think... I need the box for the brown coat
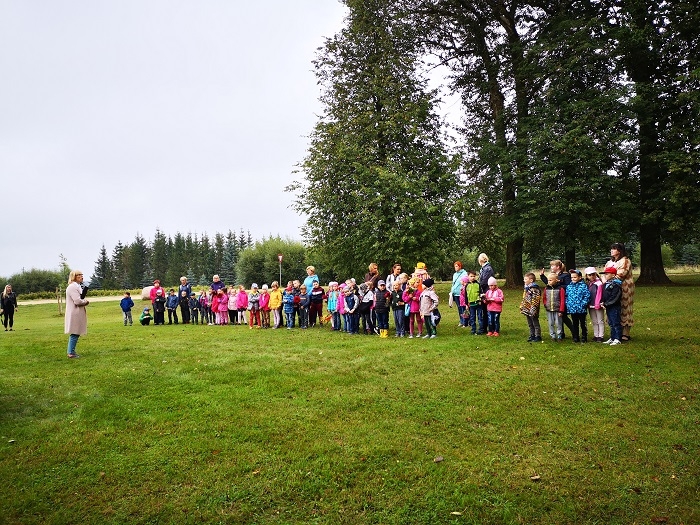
[65,282,89,335]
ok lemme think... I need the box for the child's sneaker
[493,332,499,337]
[602,338,612,344]
[609,339,621,345]
[487,331,493,336]
[408,334,413,339]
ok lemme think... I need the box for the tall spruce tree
[90,245,112,289]
[150,229,169,284]
[127,234,150,289]
[111,241,129,289]
[291,0,459,277]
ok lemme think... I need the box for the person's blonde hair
[306,265,315,273]
[68,270,83,284]
[478,253,489,264]
[550,259,565,271]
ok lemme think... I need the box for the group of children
[118,260,624,345]
[289,276,441,338]
[520,260,623,345]
[126,283,280,328]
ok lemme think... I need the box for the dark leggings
[3,310,14,329]
[570,313,588,341]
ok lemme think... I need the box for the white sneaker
[602,338,612,344]
[430,335,436,339]
[609,339,621,345]
[408,334,413,339]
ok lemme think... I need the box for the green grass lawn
[1,280,698,524]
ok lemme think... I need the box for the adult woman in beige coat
[65,270,89,358]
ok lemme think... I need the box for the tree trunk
[564,248,576,272]
[504,237,524,288]
[623,7,672,285]
[637,221,672,284]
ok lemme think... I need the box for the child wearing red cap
[601,266,623,345]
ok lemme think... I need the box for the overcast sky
[0,0,348,278]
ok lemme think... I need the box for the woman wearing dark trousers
[1,284,18,331]
[477,254,495,335]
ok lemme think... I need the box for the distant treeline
[89,229,310,291]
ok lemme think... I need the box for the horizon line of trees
[2,239,699,296]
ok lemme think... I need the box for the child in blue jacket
[602,267,623,345]
[565,270,591,343]
[120,292,135,326]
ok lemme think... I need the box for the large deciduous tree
[290,0,460,278]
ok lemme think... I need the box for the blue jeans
[376,311,389,330]
[67,334,80,355]
[487,311,501,333]
[392,309,405,335]
[606,305,622,341]
[546,311,563,339]
[349,313,359,334]
[285,312,294,328]
[468,304,483,334]
[331,311,341,330]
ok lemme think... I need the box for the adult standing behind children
[65,270,89,358]
[150,279,165,310]
[303,266,320,293]
[450,261,468,327]
[605,243,635,341]
[364,263,381,289]
[477,254,495,335]
[178,276,192,298]
[211,274,226,292]
[1,284,18,331]
[385,263,402,292]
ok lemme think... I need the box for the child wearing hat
[418,278,439,338]
[282,284,296,329]
[259,284,271,328]
[139,307,153,325]
[248,284,261,328]
[483,276,504,336]
[585,267,605,342]
[153,289,166,325]
[374,280,391,337]
[601,266,623,345]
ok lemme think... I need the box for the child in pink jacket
[217,288,229,325]
[483,276,504,336]
[236,285,248,325]
[585,267,605,342]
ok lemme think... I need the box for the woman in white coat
[65,270,89,358]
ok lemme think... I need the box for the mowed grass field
[1,278,699,524]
